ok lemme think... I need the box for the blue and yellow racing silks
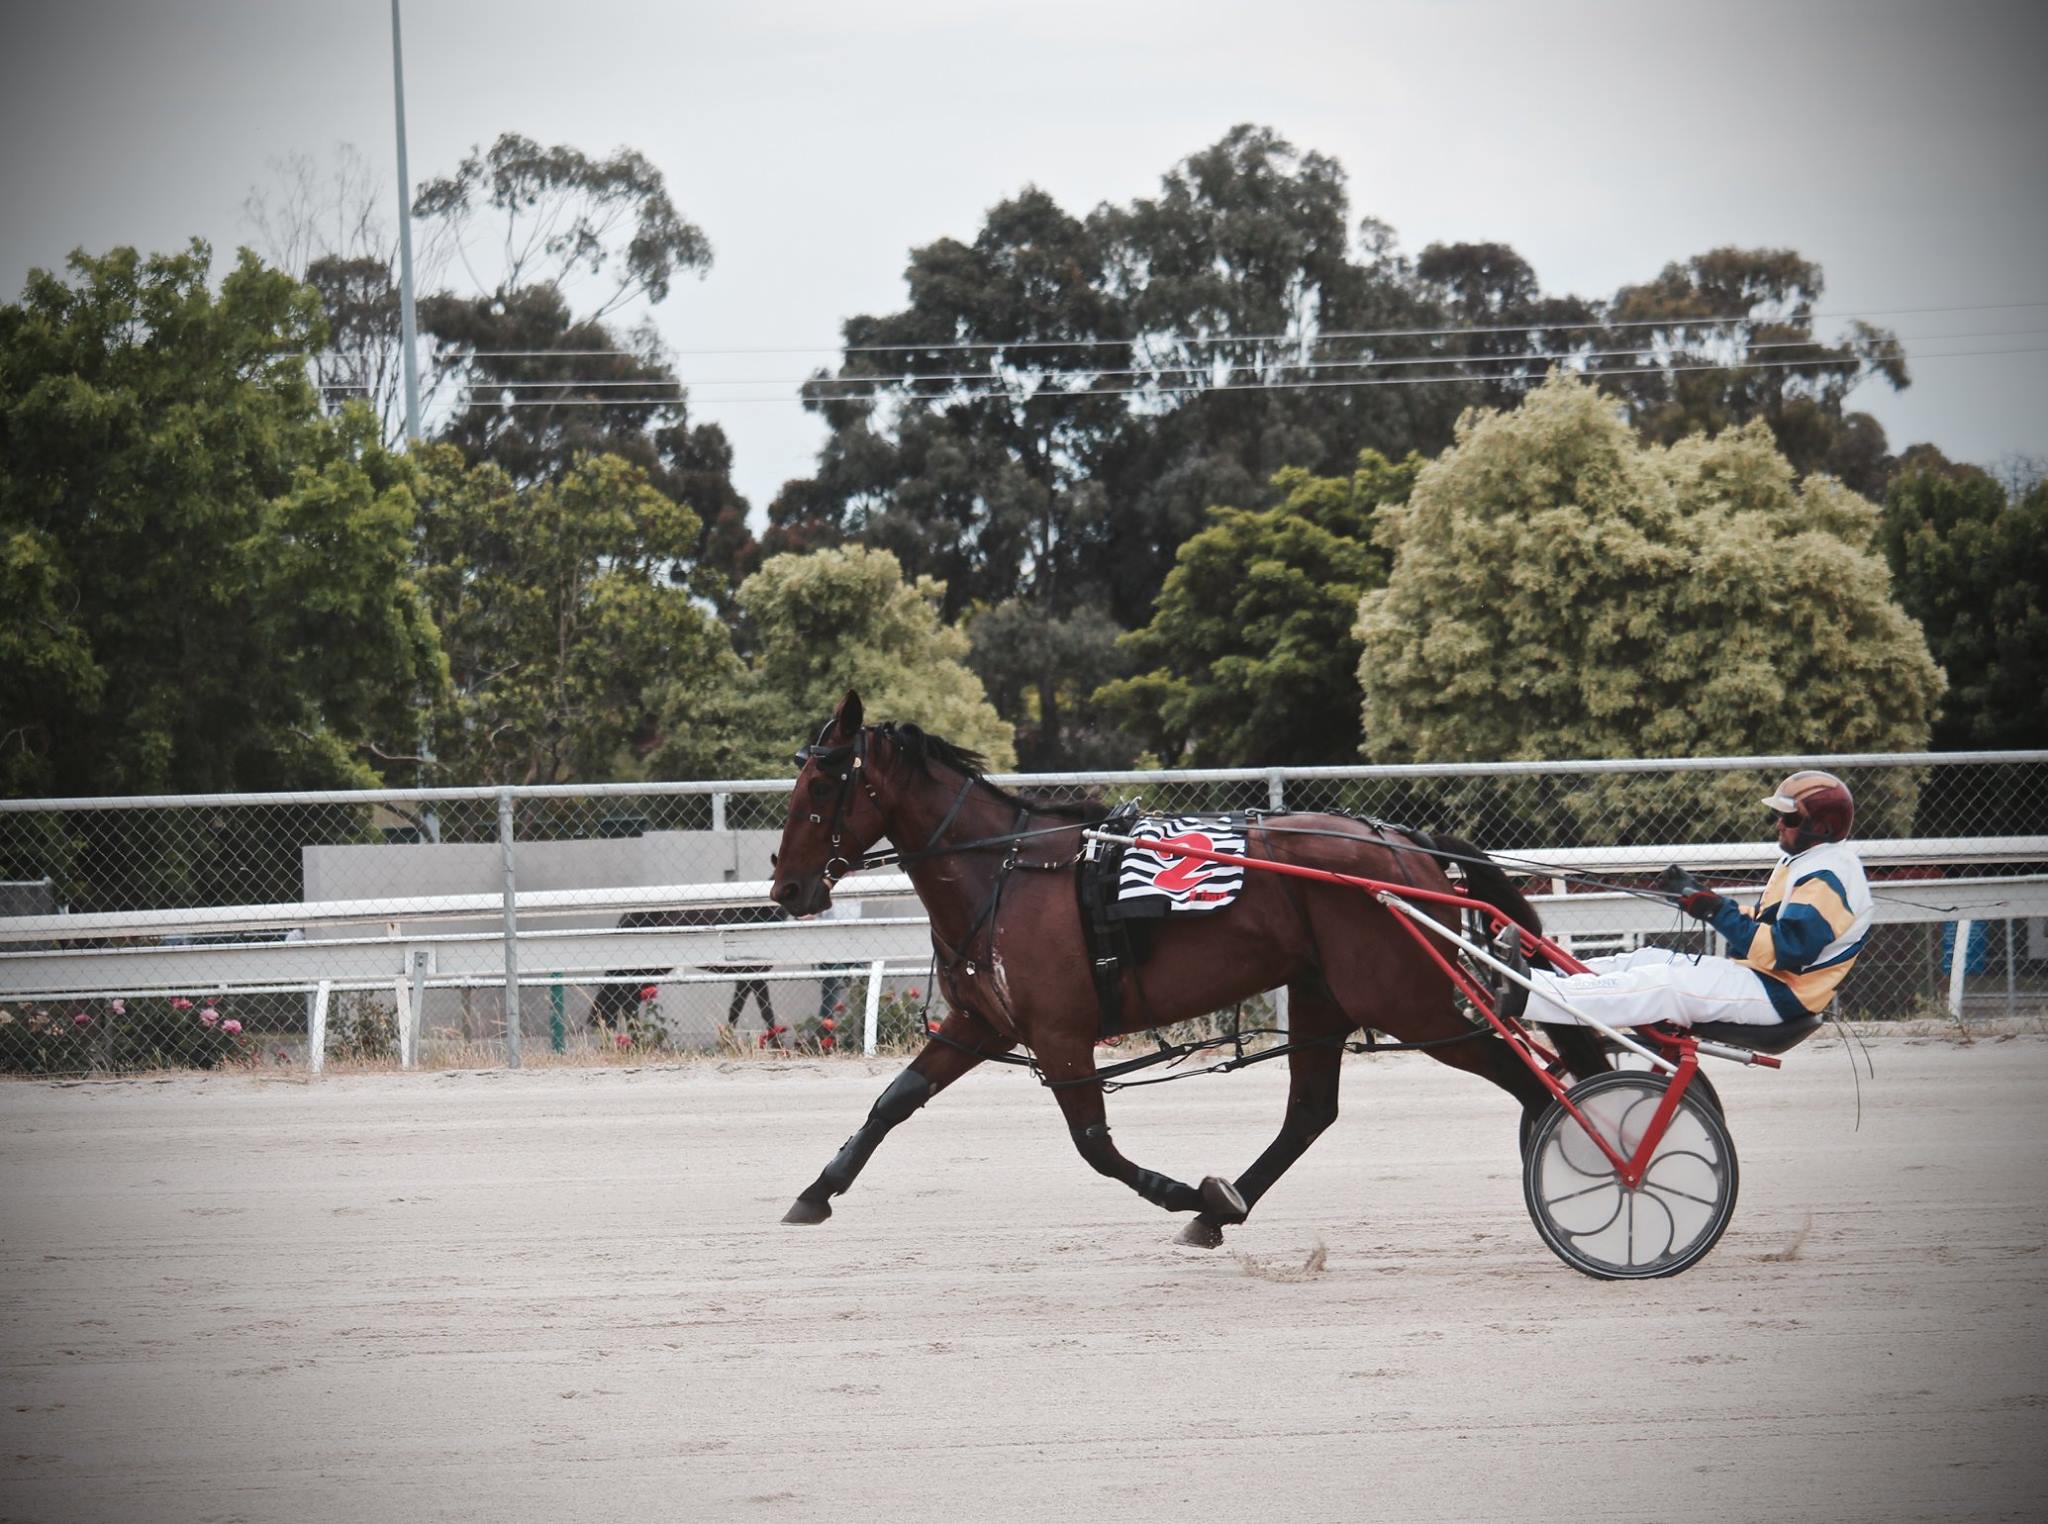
[1703,840,1874,1019]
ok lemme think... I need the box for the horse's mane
[877,721,1107,823]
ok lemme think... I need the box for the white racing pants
[1523,945,1786,1030]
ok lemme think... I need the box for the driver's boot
[1489,923,1530,1022]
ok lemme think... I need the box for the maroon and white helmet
[1763,770,1855,844]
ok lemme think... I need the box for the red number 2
[1151,833,1215,892]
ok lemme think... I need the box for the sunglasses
[1769,810,1802,827]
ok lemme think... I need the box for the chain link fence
[3,753,2044,1076]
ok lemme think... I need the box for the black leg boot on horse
[1180,982,1347,1248]
[1039,1037,1248,1225]
[782,1009,1013,1224]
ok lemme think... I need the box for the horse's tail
[1424,830,1544,943]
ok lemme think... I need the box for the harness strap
[923,1019,1493,1094]
[927,806,1032,982]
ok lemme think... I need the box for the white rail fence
[2,751,2044,1073]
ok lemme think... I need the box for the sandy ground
[2,1034,2045,1524]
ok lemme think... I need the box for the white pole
[395,967,416,1069]
[863,960,885,1057]
[1947,919,1973,1027]
[498,792,522,1067]
[1268,771,1289,1034]
[389,0,422,441]
[309,979,332,1075]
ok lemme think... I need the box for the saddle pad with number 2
[1114,813,1249,915]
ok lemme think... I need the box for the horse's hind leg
[782,1007,1013,1225]
[1039,1040,1247,1224]
[1181,983,1348,1249]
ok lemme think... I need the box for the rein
[1248,820,1698,904]
[920,1012,1492,1094]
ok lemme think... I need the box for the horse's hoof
[1179,1216,1225,1249]
[782,1196,832,1225]
[1199,1176,1248,1225]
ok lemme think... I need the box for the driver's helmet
[1762,770,1855,844]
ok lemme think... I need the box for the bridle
[790,721,881,886]
[789,721,990,887]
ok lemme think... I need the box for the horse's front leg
[1040,1041,1247,1224]
[1180,984,1348,1249]
[782,1006,1012,1225]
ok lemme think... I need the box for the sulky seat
[1686,1012,1826,1055]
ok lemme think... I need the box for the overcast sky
[5,0,2044,516]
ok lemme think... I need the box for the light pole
[390,0,422,442]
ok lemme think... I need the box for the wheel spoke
[1640,1179,1720,1210]
[1542,1178,1617,1209]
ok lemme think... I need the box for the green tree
[1413,241,1600,407]
[766,186,1130,621]
[1599,248,1907,497]
[1881,459,2048,750]
[1091,126,1463,624]
[249,136,760,610]
[737,547,1015,769]
[0,243,442,797]
[1355,375,1942,841]
[966,600,1132,771]
[1096,450,1418,765]
[408,446,745,785]
[414,134,756,609]
[768,128,1483,764]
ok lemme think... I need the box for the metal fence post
[499,791,523,1068]
[396,948,428,1068]
[1269,769,1289,1032]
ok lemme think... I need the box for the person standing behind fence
[709,902,786,1047]
[601,905,787,1047]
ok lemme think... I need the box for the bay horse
[767,691,1606,1247]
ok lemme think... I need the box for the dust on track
[3,1035,2045,1523]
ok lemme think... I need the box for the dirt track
[3,1034,2045,1524]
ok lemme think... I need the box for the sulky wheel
[1604,1044,1723,1116]
[1523,1070,1739,1280]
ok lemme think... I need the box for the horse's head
[770,690,889,917]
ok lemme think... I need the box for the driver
[1514,770,1872,1032]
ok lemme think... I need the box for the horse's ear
[833,689,864,736]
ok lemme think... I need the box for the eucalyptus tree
[1596,247,1908,497]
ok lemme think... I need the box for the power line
[378,326,2037,396]
[302,297,2048,364]
[309,324,2026,397]
[408,343,2048,409]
